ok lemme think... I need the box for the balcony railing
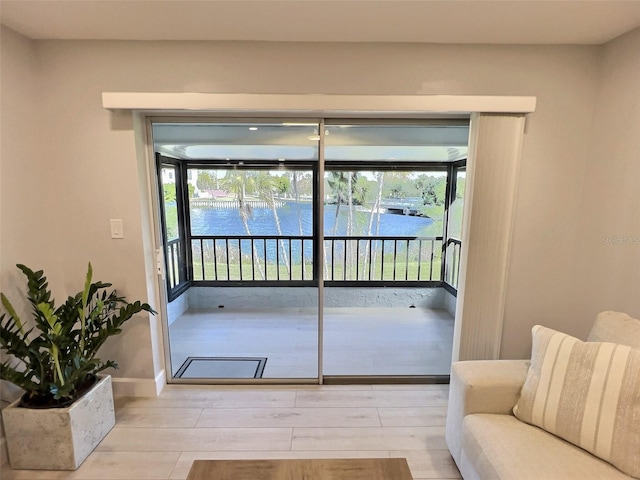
[166,237,184,289]
[184,235,461,286]
[324,236,443,282]
[191,235,314,282]
[444,238,462,290]
[166,234,461,295]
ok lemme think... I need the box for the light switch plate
[110,219,124,239]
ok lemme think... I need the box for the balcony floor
[168,307,454,379]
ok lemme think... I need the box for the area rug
[175,357,267,379]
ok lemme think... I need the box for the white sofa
[445,311,640,480]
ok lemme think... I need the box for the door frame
[127,94,534,386]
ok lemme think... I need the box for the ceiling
[153,122,469,163]
[1,0,640,45]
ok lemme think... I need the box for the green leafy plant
[0,263,155,408]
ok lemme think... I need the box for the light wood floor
[1,384,461,480]
[168,308,455,379]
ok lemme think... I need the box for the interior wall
[0,27,46,298]
[1,30,608,385]
[500,28,640,357]
[0,25,41,464]
[0,27,44,393]
[572,28,640,323]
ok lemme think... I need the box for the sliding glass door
[154,121,321,381]
[152,119,468,383]
[321,122,468,378]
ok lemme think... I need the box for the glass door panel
[321,122,467,378]
[153,119,468,382]
[153,121,321,381]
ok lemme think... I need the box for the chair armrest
[445,359,530,465]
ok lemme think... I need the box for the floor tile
[168,307,454,378]
[390,450,461,479]
[1,452,180,480]
[294,390,377,407]
[119,390,296,409]
[1,385,456,480]
[295,388,447,408]
[96,427,292,452]
[371,384,449,391]
[196,407,381,427]
[291,426,447,451]
[378,406,448,427]
[115,408,203,428]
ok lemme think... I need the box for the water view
[189,202,434,237]
[160,167,461,285]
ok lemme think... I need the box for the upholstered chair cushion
[514,325,640,478]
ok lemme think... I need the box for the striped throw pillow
[513,325,640,478]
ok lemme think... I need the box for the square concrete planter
[2,375,116,470]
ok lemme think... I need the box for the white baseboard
[111,370,166,398]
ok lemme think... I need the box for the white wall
[0,28,45,296]
[501,28,640,358]
[3,28,627,386]
[572,28,640,323]
[0,25,41,466]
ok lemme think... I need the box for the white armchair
[445,311,640,480]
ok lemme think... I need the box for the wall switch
[110,219,124,239]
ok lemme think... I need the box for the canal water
[189,202,435,237]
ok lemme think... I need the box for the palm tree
[328,171,369,279]
[327,171,350,236]
[365,171,385,279]
[220,170,266,280]
[255,172,291,277]
[290,171,309,279]
[346,172,355,279]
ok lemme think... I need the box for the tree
[163,183,176,202]
[273,175,291,196]
[415,174,447,206]
[456,175,466,200]
[196,171,217,193]
[220,170,266,280]
[327,171,350,235]
[365,171,385,279]
[352,175,369,206]
[384,172,411,199]
[255,172,290,276]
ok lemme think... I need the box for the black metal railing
[166,237,183,289]
[324,236,444,282]
[445,238,462,289]
[190,235,314,282]
[187,235,457,284]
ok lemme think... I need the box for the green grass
[190,257,444,282]
[191,260,314,281]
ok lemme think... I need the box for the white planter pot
[2,375,116,470]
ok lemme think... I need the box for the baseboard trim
[111,370,166,397]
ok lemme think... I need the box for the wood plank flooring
[168,307,455,378]
[1,385,461,480]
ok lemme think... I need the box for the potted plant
[0,263,155,470]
